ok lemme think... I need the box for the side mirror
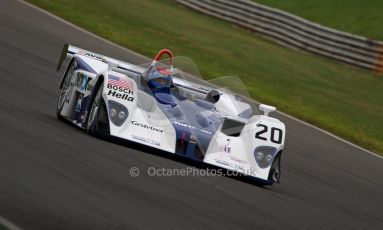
[259,104,276,116]
[205,89,220,103]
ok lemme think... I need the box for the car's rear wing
[57,43,145,74]
[57,44,218,93]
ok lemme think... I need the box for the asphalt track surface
[1,1,383,229]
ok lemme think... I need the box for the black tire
[268,152,282,184]
[86,81,110,138]
[56,60,75,120]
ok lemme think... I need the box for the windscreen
[137,56,260,155]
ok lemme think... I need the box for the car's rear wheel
[56,60,75,120]
[86,81,110,138]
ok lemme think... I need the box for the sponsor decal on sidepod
[107,75,135,101]
[132,134,160,146]
[131,121,164,133]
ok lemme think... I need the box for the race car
[56,44,286,184]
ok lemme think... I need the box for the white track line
[18,0,382,160]
[0,215,24,230]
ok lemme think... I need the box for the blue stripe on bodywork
[172,121,215,160]
[150,91,219,161]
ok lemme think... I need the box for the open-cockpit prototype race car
[56,44,286,185]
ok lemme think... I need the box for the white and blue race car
[56,44,286,185]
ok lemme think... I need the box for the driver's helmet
[146,66,173,89]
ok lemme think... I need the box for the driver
[145,49,174,94]
[145,49,188,107]
[146,65,173,94]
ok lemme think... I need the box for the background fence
[176,0,383,72]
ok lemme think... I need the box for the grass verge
[254,0,383,40]
[27,0,383,154]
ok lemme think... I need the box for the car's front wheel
[86,81,110,138]
[268,152,282,183]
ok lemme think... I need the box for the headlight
[254,146,277,168]
[265,154,273,164]
[118,111,126,120]
[110,108,117,118]
[108,100,129,126]
[255,151,264,161]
